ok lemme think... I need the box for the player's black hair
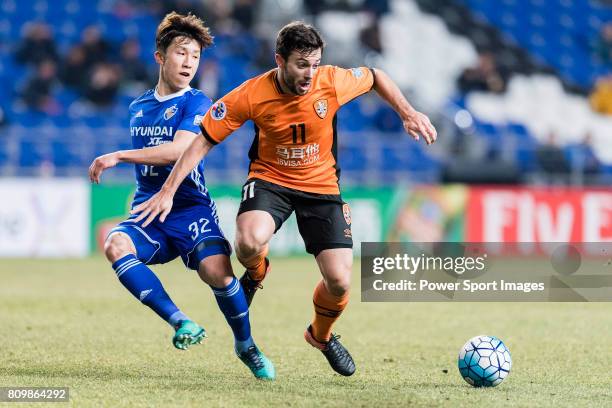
[155,12,213,53]
[275,21,325,60]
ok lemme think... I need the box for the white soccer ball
[458,335,512,387]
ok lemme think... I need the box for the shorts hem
[185,236,232,270]
[108,225,161,264]
[307,242,353,256]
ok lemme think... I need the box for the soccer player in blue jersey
[87,12,274,379]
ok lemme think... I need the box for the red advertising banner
[466,187,612,243]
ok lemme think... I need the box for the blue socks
[210,277,255,353]
[112,254,255,353]
[112,254,188,328]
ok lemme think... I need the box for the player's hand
[402,110,437,145]
[88,152,120,184]
[130,191,174,227]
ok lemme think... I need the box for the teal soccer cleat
[237,345,276,380]
[172,320,207,350]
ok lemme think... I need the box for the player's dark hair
[275,21,325,60]
[155,12,213,53]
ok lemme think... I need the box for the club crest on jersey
[211,101,227,121]
[164,104,178,120]
[314,99,328,119]
[342,203,351,225]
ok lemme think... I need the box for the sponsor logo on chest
[130,126,174,137]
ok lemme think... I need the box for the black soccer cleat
[304,325,356,376]
[239,258,270,307]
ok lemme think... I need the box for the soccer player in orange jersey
[132,21,437,376]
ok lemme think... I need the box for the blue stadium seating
[3,0,605,183]
[51,139,82,167]
[18,140,45,168]
[456,0,612,89]
[204,142,229,171]
[0,142,9,167]
[338,144,369,172]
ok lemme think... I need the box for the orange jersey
[199,65,374,194]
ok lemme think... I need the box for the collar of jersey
[154,86,191,102]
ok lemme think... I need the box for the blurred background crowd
[0,0,611,186]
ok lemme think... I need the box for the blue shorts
[109,203,232,271]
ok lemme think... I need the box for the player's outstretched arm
[88,131,197,184]
[88,152,120,184]
[371,69,437,145]
[131,134,214,226]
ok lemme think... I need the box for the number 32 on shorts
[188,218,211,241]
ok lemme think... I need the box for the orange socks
[241,246,269,281]
[311,280,349,343]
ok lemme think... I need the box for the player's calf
[199,253,275,378]
[110,252,201,348]
[316,248,353,296]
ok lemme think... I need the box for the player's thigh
[197,253,234,288]
[236,178,294,247]
[315,248,353,294]
[161,204,232,271]
[294,195,353,257]
[107,219,175,265]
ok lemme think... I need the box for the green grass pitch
[1,257,611,407]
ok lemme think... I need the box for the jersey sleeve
[333,66,375,106]
[177,92,212,134]
[199,83,251,145]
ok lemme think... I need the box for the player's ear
[154,50,165,65]
[274,53,285,69]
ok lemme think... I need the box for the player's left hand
[130,190,174,227]
[88,152,120,184]
[402,110,437,145]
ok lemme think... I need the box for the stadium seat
[204,142,229,171]
[51,139,83,167]
[338,145,368,172]
[0,142,9,167]
[18,139,45,168]
[457,0,611,88]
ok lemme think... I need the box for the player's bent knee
[235,228,270,255]
[235,212,275,255]
[325,272,351,296]
[104,232,136,263]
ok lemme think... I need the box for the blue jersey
[128,87,212,208]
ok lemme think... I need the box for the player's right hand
[88,152,120,184]
[130,191,174,227]
[402,110,437,145]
